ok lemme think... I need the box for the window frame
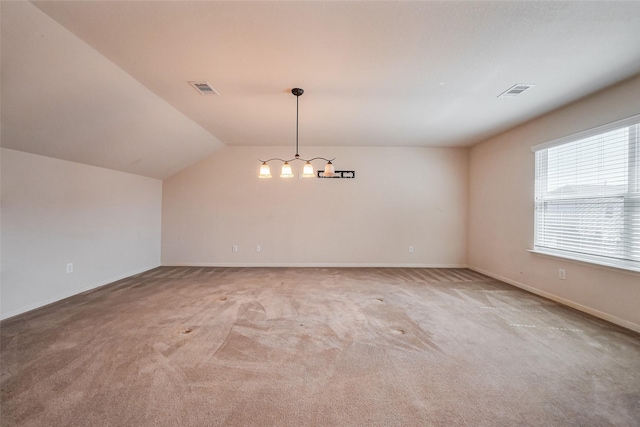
[531,114,640,273]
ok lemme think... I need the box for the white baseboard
[0,264,161,321]
[162,262,469,268]
[468,265,640,334]
[10,262,634,334]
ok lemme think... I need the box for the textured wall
[162,146,468,267]
[468,74,640,332]
[0,149,162,318]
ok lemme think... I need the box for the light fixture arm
[258,156,336,163]
[258,87,336,178]
[259,88,334,163]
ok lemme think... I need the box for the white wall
[0,148,162,319]
[162,146,468,267]
[468,74,640,332]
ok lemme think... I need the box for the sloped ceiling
[2,1,640,178]
[1,1,224,179]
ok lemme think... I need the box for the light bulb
[302,161,315,178]
[258,162,272,178]
[323,161,335,177]
[280,162,294,178]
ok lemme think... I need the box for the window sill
[528,248,640,275]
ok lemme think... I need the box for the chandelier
[258,88,335,178]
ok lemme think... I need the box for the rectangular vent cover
[498,84,535,98]
[189,81,220,96]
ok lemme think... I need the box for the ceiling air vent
[188,81,220,96]
[498,84,535,99]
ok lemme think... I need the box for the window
[532,114,640,272]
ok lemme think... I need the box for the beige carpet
[1,267,639,426]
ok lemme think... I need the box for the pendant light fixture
[259,88,335,178]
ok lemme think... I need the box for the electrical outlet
[256,245,261,252]
[409,246,414,253]
[66,263,73,273]
[559,268,566,280]
[232,245,238,253]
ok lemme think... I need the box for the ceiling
[2,1,640,178]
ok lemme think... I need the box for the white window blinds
[532,114,640,271]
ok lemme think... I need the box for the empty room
[1,1,639,426]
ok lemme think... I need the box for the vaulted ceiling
[2,1,640,178]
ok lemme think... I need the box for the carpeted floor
[1,267,639,426]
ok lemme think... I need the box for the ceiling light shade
[259,162,272,178]
[258,88,335,179]
[302,161,315,177]
[280,162,294,178]
[323,161,335,177]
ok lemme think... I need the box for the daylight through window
[532,114,640,272]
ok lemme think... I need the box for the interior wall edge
[468,265,640,334]
[0,263,161,321]
[161,263,469,269]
